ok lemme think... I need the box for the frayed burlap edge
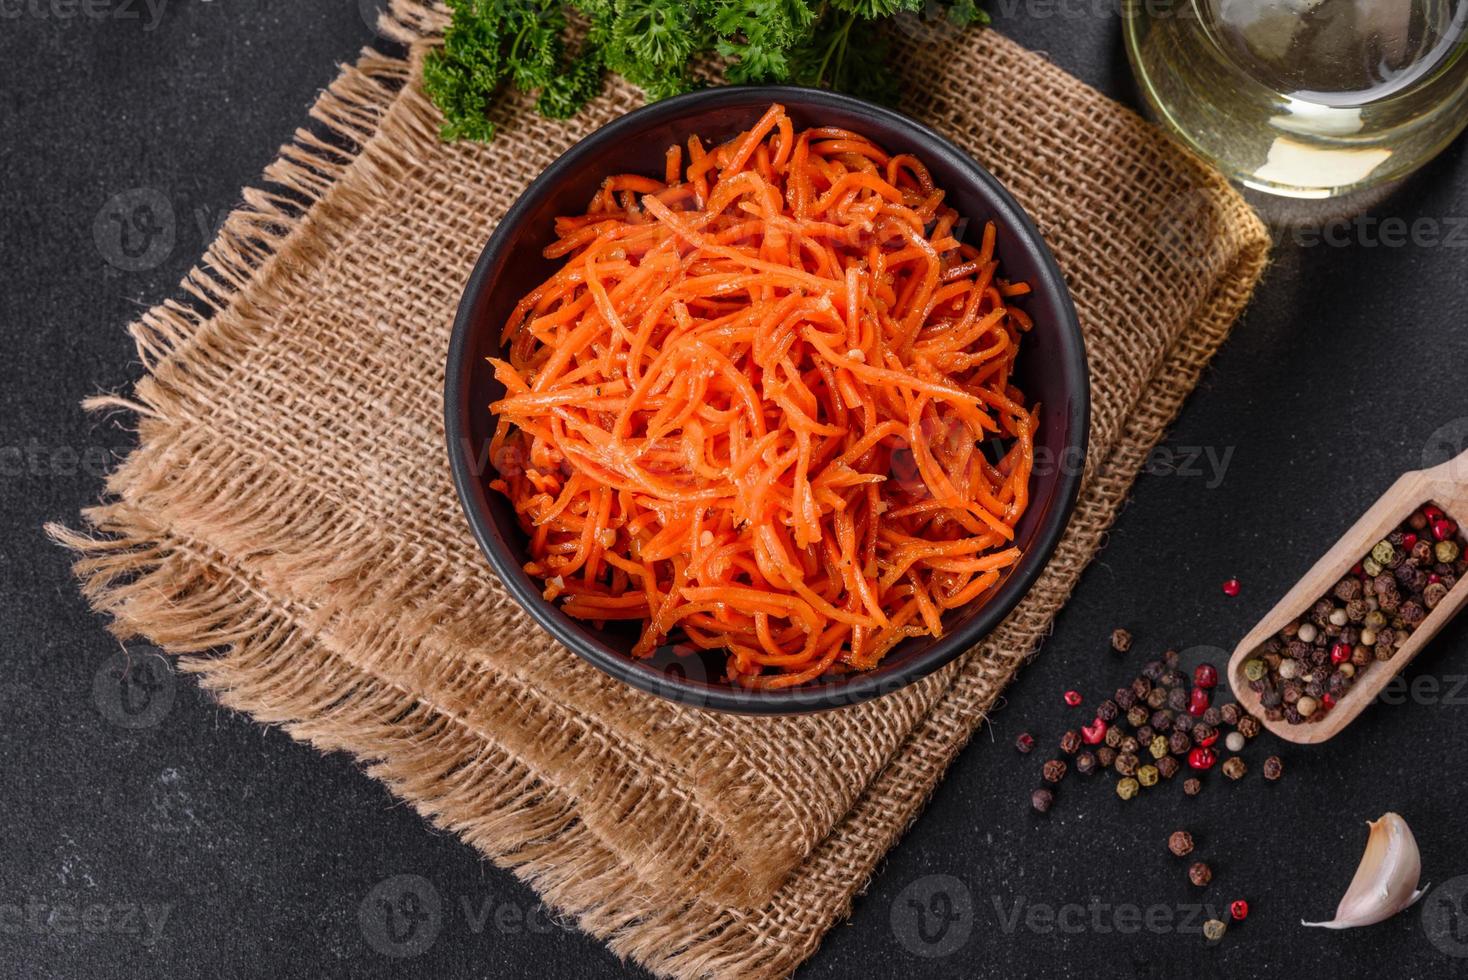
[49,3,1272,977]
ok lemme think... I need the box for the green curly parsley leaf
[423,0,987,142]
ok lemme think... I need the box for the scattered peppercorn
[1222,578,1241,597]
[1237,715,1261,739]
[1188,862,1213,887]
[1262,755,1283,780]
[1224,731,1246,753]
[1137,764,1159,787]
[1111,627,1133,653]
[1042,759,1067,783]
[1188,747,1217,770]
[1060,730,1082,755]
[1096,746,1117,768]
[1075,750,1097,775]
[1015,732,1035,753]
[1220,703,1241,726]
[1221,756,1247,780]
[1064,689,1083,707]
[1230,899,1249,921]
[1148,735,1169,760]
[1116,777,1140,800]
[1194,664,1218,689]
[1096,698,1119,722]
[1203,919,1227,942]
[1081,718,1108,745]
[1115,752,1140,777]
[1031,787,1054,813]
[1156,756,1180,779]
[1183,777,1202,796]
[1168,830,1195,857]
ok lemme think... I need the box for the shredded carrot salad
[487,104,1036,688]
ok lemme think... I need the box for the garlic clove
[1302,812,1428,930]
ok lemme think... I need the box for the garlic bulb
[1302,812,1427,929]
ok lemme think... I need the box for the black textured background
[4,2,1468,978]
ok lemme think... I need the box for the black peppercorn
[1328,672,1349,698]
[1183,777,1202,796]
[1262,755,1283,780]
[1167,687,1189,712]
[1042,759,1067,783]
[1156,755,1179,779]
[1104,725,1124,749]
[1164,648,1181,669]
[1168,830,1195,857]
[1174,712,1195,733]
[1201,706,1222,727]
[1131,677,1151,700]
[1304,680,1324,700]
[1265,706,1284,722]
[1219,703,1241,727]
[1135,724,1155,746]
[1236,715,1260,738]
[1334,578,1361,601]
[1119,735,1140,755]
[1188,862,1213,887]
[1146,687,1168,710]
[1150,709,1173,732]
[1169,730,1192,755]
[1111,627,1134,653]
[1075,751,1097,775]
[1259,686,1282,709]
[1192,724,1215,746]
[1115,687,1137,710]
[1126,705,1149,728]
[1031,788,1054,813]
[1059,730,1082,755]
[1400,600,1427,628]
[1161,669,1187,690]
[1283,704,1302,724]
[1114,752,1140,777]
[1096,698,1119,722]
[1096,746,1117,768]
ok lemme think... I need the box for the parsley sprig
[422,0,987,142]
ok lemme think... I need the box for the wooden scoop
[1228,449,1468,744]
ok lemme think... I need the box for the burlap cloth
[53,3,1269,975]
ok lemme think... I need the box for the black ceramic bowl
[446,86,1088,714]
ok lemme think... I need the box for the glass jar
[1124,0,1468,199]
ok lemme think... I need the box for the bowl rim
[445,84,1089,714]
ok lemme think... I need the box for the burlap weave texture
[54,3,1269,976]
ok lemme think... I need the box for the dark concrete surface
[3,2,1467,978]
